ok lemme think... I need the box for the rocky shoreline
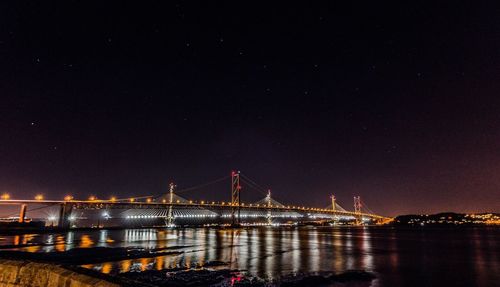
[0,249,376,286]
[119,268,376,286]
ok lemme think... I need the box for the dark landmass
[394,212,500,226]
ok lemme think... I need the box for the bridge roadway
[0,199,389,228]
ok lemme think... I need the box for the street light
[64,195,73,201]
[1,193,10,200]
[35,194,44,201]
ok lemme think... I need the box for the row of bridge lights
[1,193,46,201]
[0,193,359,215]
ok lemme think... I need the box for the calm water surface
[0,226,498,286]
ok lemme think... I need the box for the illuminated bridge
[0,171,391,228]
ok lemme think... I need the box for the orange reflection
[155,256,164,270]
[140,258,150,271]
[120,260,131,272]
[101,262,112,274]
[81,264,94,269]
[22,234,35,245]
[55,236,65,252]
[79,235,94,248]
[25,245,40,252]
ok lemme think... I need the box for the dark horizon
[1,2,500,217]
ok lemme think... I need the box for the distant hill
[394,212,500,226]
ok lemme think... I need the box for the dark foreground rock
[279,270,376,287]
[120,268,375,287]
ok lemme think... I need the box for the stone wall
[0,259,119,287]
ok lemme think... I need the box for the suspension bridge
[0,171,391,228]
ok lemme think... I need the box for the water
[0,226,498,286]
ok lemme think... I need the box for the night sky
[1,2,500,216]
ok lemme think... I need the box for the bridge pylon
[231,171,241,226]
[266,190,272,225]
[166,182,176,226]
[354,196,362,225]
[330,195,336,211]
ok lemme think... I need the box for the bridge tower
[231,171,241,226]
[266,190,272,225]
[354,196,362,225]
[330,195,336,211]
[166,182,175,226]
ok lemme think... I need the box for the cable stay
[174,175,230,194]
[324,201,347,212]
[360,199,376,215]
[239,173,290,205]
[254,193,286,208]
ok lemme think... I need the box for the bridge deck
[0,199,388,220]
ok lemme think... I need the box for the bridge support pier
[18,204,27,223]
[57,203,73,229]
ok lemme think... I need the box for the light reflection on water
[0,227,499,286]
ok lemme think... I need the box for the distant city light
[1,193,10,200]
[35,194,44,201]
[64,195,73,201]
